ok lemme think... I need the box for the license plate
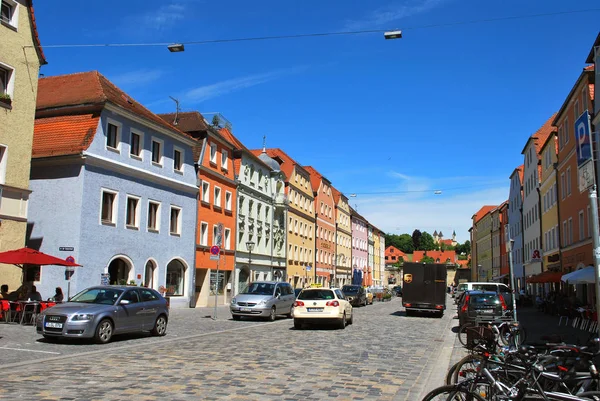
[480,310,494,314]
[45,322,63,328]
[240,308,252,312]
[307,308,323,312]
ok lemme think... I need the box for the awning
[527,270,564,283]
[561,266,595,284]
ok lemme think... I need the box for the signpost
[211,225,223,320]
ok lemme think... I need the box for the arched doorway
[238,267,249,294]
[144,260,156,288]
[166,259,186,296]
[108,258,131,285]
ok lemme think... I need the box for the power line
[35,8,600,49]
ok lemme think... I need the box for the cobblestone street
[0,297,459,400]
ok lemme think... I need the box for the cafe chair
[0,300,11,323]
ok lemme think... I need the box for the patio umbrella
[561,266,596,285]
[0,247,80,267]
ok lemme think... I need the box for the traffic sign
[66,256,75,263]
[575,111,592,167]
[210,245,220,255]
[579,159,594,193]
[210,255,220,261]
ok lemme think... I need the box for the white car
[292,287,353,329]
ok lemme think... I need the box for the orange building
[159,112,237,307]
[554,66,595,279]
[305,166,336,286]
[385,245,408,266]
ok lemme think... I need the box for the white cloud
[182,66,307,103]
[137,3,186,30]
[109,69,163,89]
[345,0,446,30]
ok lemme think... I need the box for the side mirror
[120,299,130,305]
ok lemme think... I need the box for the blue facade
[29,108,198,308]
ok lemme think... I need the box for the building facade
[379,230,386,286]
[491,206,502,281]
[472,206,495,281]
[350,208,368,285]
[499,202,509,284]
[30,72,198,307]
[373,228,381,286]
[539,132,561,279]
[332,187,351,287]
[0,0,46,289]
[508,166,525,289]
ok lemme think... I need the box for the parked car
[392,285,403,297]
[293,287,353,329]
[230,281,295,321]
[457,290,509,327]
[36,286,169,344]
[294,288,303,298]
[341,285,368,307]
[455,282,513,309]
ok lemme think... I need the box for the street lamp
[246,241,255,271]
[167,43,185,52]
[384,30,402,40]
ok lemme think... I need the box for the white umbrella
[561,266,596,284]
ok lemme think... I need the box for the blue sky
[34,0,600,243]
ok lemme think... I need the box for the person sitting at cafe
[26,285,42,301]
[50,287,64,303]
[0,284,8,299]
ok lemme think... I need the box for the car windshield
[342,285,359,294]
[69,288,124,305]
[298,290,335,300]
[469,294,500,305]
[242,283,275,295]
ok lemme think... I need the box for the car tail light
[165,297,170,311]
[294,301,304,307]
[435,305,444,310]
[499,294,507,310]
[461,295,470,313]
[326,300,339,307]
[403,303,411,307]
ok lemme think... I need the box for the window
[201,181,210,203]
[125,195,140,229]
[200,222,208,246]
[214,186,221,208]
[225,191,232,211]
[221,150,228,170]
[210,143,217,164]
[143,262,156,289]
[574,100,580,119]
[106,121,120,151]
[579,210,585,241]
[151,138,163,165]
[170,206,181,235]
[166,261,185,296]
[564,118,569,145]
[0,64,14,100]
[224,228,231,250]
[0,144,6,184]
[566,167,571,196]
[213,225,219,246]
[0,0,18,28]
[568,218,573,245]
[561,173,566,200]
[129,129,142,158]
[173,147,183,172]
[101,189,117,225]
[148,201,160,232]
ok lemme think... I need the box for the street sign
[100,273,110,285]
[66,256,75,263]
[210,254,220,261]
[59,247,74,252]
[579,159,595,193]
[575,111,592,167]
[210,245,220,255]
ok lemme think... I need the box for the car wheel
[363,298,367,307]
[338,313,347,329]
[294,318,303,330]
[94,318,114,344]
[151,314,168,336]
[232,315,241,321]
[268,306,276,322]
[348,311,354,325]
[286,307,293,318]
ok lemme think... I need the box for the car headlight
[231,298,237,305]
[71,314,94,321]
[257,299,267,306]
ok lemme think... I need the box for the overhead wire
[36,8,600,49]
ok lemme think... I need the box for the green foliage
[455,240,471,255]
[0,93,10,100]
[421,255,435,263]
[412,229,422,250]
[393,256,404,268]
[384,233,415,253]
[418,232,436,251]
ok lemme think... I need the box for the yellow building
[262,149,315,288]
[332,187,351,287]
[373,227,382,286]
[472,206,496,281]
[539,132,560,273]
[0,0,47,288]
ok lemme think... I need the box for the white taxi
[292,287,353,329]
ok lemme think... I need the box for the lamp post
[246,241,255,276]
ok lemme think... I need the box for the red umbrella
[0,247,81,267]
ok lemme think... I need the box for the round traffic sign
[210,245,220,255]
[66,256,75,263]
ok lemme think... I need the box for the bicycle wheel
[458,324,473,347]
[452,354,484,384]
[509,326,527,347]
[446,361,459,385]
[421,384,487,401]
[498,324,511,346]
[578,392,600,401]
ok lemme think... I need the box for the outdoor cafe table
[17,300,39,325]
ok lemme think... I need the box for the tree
[418,232,436,251]
[412,229,422,251]
[421,255,435,263]
[393,256,404,268]
[397,234,414,253]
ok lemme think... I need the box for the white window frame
[225,191,232,211]
[105,118,122,153]
[147,200,161,233]
[213,225,219,246]
[221,149,228,170]
[0,0,19,29]
[100,188,118,226]
[209,142,217,164]
[579,210,585,241]
[224,228,231,250]
[125,194,141,229]
[200,222,208,246]
[169,205,182,236]
[151,137,164,166]
[201,181,210,203]
[214,186,222,208]
[0,62,15,101]
[0,144,7,184]
[173,145,184,174]
[129,128,144,160]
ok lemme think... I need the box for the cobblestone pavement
[0,297,459,400]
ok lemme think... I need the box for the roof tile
[33,114,100,158]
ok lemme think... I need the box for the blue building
[28,71,198,308]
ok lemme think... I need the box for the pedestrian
[26,285,42,301]
[49,287,64,303]
[0,284,8,299]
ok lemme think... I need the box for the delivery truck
[402,262,447,317]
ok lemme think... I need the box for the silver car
[36,286,169,344]
[230,281,295,321]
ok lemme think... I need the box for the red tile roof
[385,245,407,259]
[33,114,100,158]
[304,166,330,193]
[457,259,470,267]
[532,114,557,155]
[27,0,47,65]
[158,111,209,133]
[249,148,308,185]
[473,205,496,223]
[413,250,457,263]
[554,66,594,123]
